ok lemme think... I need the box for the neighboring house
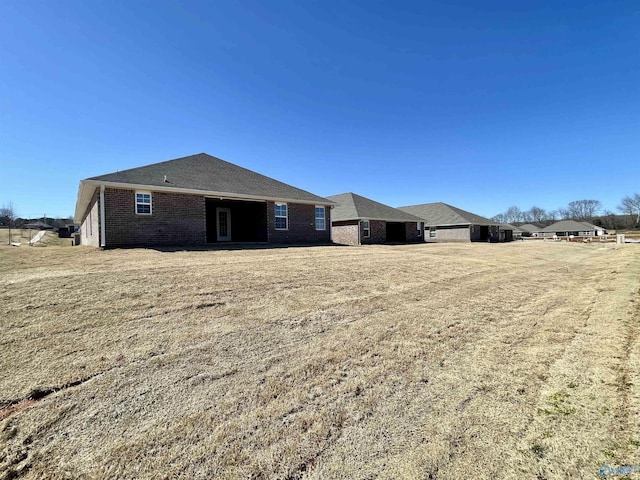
[518,223,542,237]
[581,222,607,236]
[500,223,522,241]
[397,202,503,242]
[541,220,607,238]
[327,192,424,246]
[23,221,54,230]
[74,153,336,248]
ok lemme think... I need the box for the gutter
[100,184,106,248]
[80,179,337,207]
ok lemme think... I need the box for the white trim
[75,179,334,219]
[315,205,326,231]
[332,217,423,223]
[362,219,371,238]
[329,206,334,243]
[135,191,152,215]
[216,207,232,241]
[99,184,106,248]
[275,202,288,230]
[205,195,267,203]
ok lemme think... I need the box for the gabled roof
[518,223,542,233]
[327,193,423,223]
[581,221,605,232]
[24,221,54,230]
[396,202,497,227]
[500,223,522,232]
[542,220,600,233]
[75,153,335,221]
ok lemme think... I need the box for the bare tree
[0,201,17,244]
[527,206,547,224]
[598,210,629,231]
[491,213,507,223]
[503,205,524,224]
[563,200,602,222]
[618,193,640,228]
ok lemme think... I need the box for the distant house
[500,223,522,241]
[23,221,54,230]
[518,223,542,237]
[541,220,607,238]
[74,153,336,248]
[327,193,424,246]
[397,202,503,242]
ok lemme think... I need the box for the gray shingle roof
[518,223,543,233]
[327,193,423,223]
[542,220,601,233]
[396,202,497,227]
[500,223,522,232]
[87,153,334,205]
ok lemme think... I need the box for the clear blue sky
[1,0,638,219]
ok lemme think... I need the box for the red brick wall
[267,202,332,244]
[102,188,331,247]
[405,221,424,242]
[104,188,206,247]
[331,220,424,245]
[361,220,386,244]
[332,220,359,245]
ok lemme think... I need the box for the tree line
[492,194,640,230]
[0,202,72,229]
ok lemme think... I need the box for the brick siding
[405,221,424,243]
[332,220,424,245]
[104,188,206,247]
[332,221,359,245]
[100,188,331,247]
[267,202,331,244]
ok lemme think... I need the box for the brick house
[327,192,424,246]
[397,202,503,242]
[74,153,335,248]
[539,220,606,238]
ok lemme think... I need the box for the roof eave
[332,217,423,223]
[74,180,98,223]
[79,179,337,207]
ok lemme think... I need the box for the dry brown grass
[1,242,639,479]
[0,229,73,247]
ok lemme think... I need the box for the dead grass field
[1,242,639,479]
[0,229,73,247]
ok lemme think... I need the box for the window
[315,206,325,230]
[275,203,288,230]
[362,220,370,238]
[136,192,152,215]
[429,228,436,238]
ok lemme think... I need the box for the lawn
[0,229,73,247]
[1,242,639,479]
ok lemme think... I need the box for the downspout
[100,184,106,248]
[329,206,333,244]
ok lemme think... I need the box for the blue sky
[1,0,638,219]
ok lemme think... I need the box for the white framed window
[275,203,288,230]
[362,220,370,238]
[135,192,152,215]
[429,228,436,238]
[315,206,325,230]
